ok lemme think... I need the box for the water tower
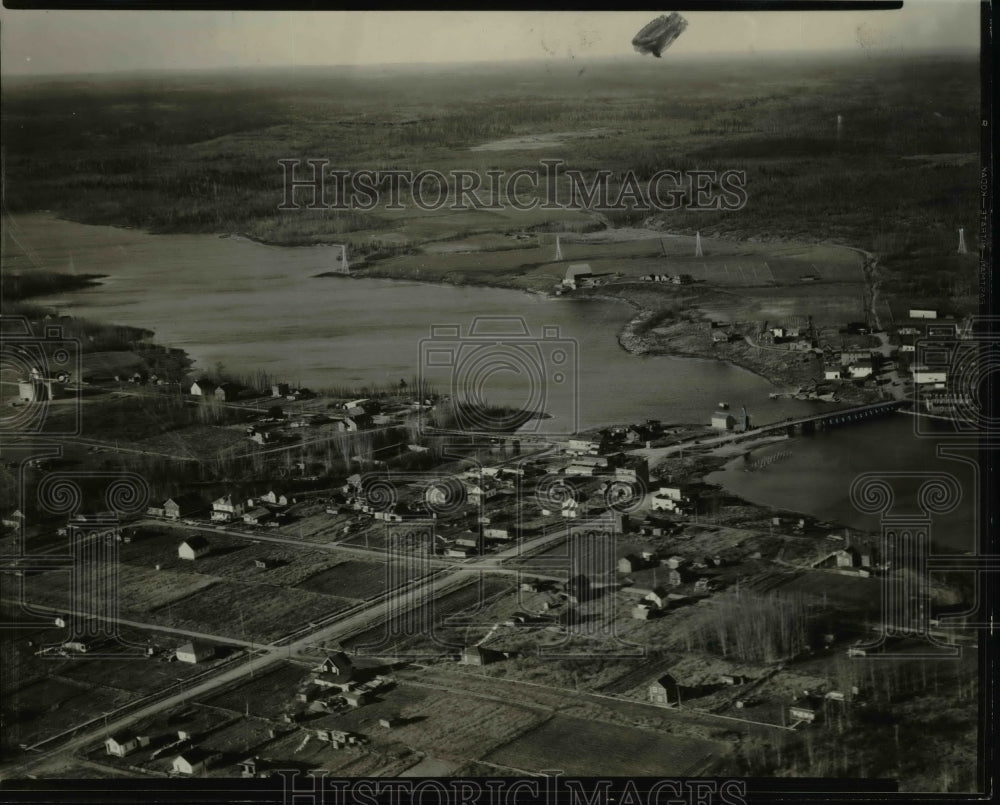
[957,227,968,254]
[555,235,564,261]
[694,232,703,258]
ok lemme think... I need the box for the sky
[0,3,981,77]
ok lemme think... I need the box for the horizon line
[1,46,981,82]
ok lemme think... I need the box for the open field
[483,713,721,776]
[296,559,424,600]
[0,607,235,751]
[149,580,350,643]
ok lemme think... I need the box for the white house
[178,536,210,561]
[848,359,874,379]
[211,494,245,522]
[176,641,214,664]
[909,309,938,319]
[566,439,601,455]
[912,367,948,385]
[260,490,288,506]
[105,733,149,758]
[824,367,843,381]
[189,379,216,397]
[172,751,212,776]
[711,411,735,430]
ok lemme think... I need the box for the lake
[6,213,821,433]
[5,214,978,549]
[706,415,979,552]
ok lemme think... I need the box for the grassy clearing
[153,581,350,643]
[483,713,721,776]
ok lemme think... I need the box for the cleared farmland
[483,713,721,776]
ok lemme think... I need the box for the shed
[178,536,210,561]
[343,690,370,708]
[243,507,273,526]
[176,641,215,664]
[461,645,505,666]
[172,749,213,776]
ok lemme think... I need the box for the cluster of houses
[710,323,740,344]
[150,490,300,564]
[210,490,291,526]
[650,484,697,516]
[291,652,393,714]
[761,322,816,352]
[151,489,293,532]
[823,350,879,382]
[822,309,971,394]
[620,550,717,619]
[104,728,221,777]
[189,379,258,402]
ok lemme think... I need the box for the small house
[189,379,216,397]
[711,411,735,431]
[172,749,213,776]
[848,359,874,379]
[617,555,644,574]
[105,733,149,758]
[214,383,245,402]
[163,494,203,521]
[648,675,678,705]
[632,604,652,620]
[343,690,370,708]
[643,587,669,609]
[909,308,938,319]
[260,490,289,506]
[178,536,210,561]
[461,645,505,666]
[912,367,948,385]
[238,756,271,778]
[788,706,817,724]
[176,641,214,664]
[243,507,273,526]
[315,652,353,680]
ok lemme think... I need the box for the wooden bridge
[753,399,908,437]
